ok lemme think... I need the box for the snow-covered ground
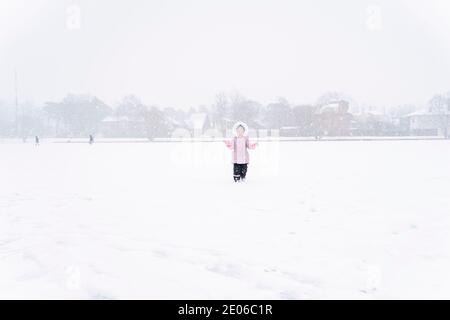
[1,140,449,299]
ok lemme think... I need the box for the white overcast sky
[1,0,449,109]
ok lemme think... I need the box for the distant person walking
[89,134,94,145]
[224,122,257,182]
[35,136,40,146]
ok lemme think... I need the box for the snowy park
[1,139,449,299]
[2,0,450,305]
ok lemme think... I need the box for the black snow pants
[233,163,248,182]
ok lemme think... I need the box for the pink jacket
[224,136,257,164]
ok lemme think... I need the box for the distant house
[99,115,146,137]
[402,109,450,136]
[186,112,214,137]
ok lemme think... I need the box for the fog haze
[1,0,450,109]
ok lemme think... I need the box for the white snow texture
[0,140,449,299]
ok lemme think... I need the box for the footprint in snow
[206,262,244,279]
[279,290,300,300]
[90,292,115,300]
[153,250,169,258]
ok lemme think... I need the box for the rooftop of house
[403,108,450,117]
[315,100,350,114]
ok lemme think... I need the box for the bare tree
[265,97,292,129]
[144,106,170,140]
[292,104,316,136]
[211,92,229,135]
[229,92,260,126]
[116,95,147,121]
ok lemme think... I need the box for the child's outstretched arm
[224,140,234,150]
[247,140,258,150]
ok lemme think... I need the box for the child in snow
[224,123,257,182]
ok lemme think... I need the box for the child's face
[236,126,245,137]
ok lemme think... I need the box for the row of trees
[0,91,449,139]
[0,94,171,139]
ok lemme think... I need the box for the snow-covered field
[1,140,449,299]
